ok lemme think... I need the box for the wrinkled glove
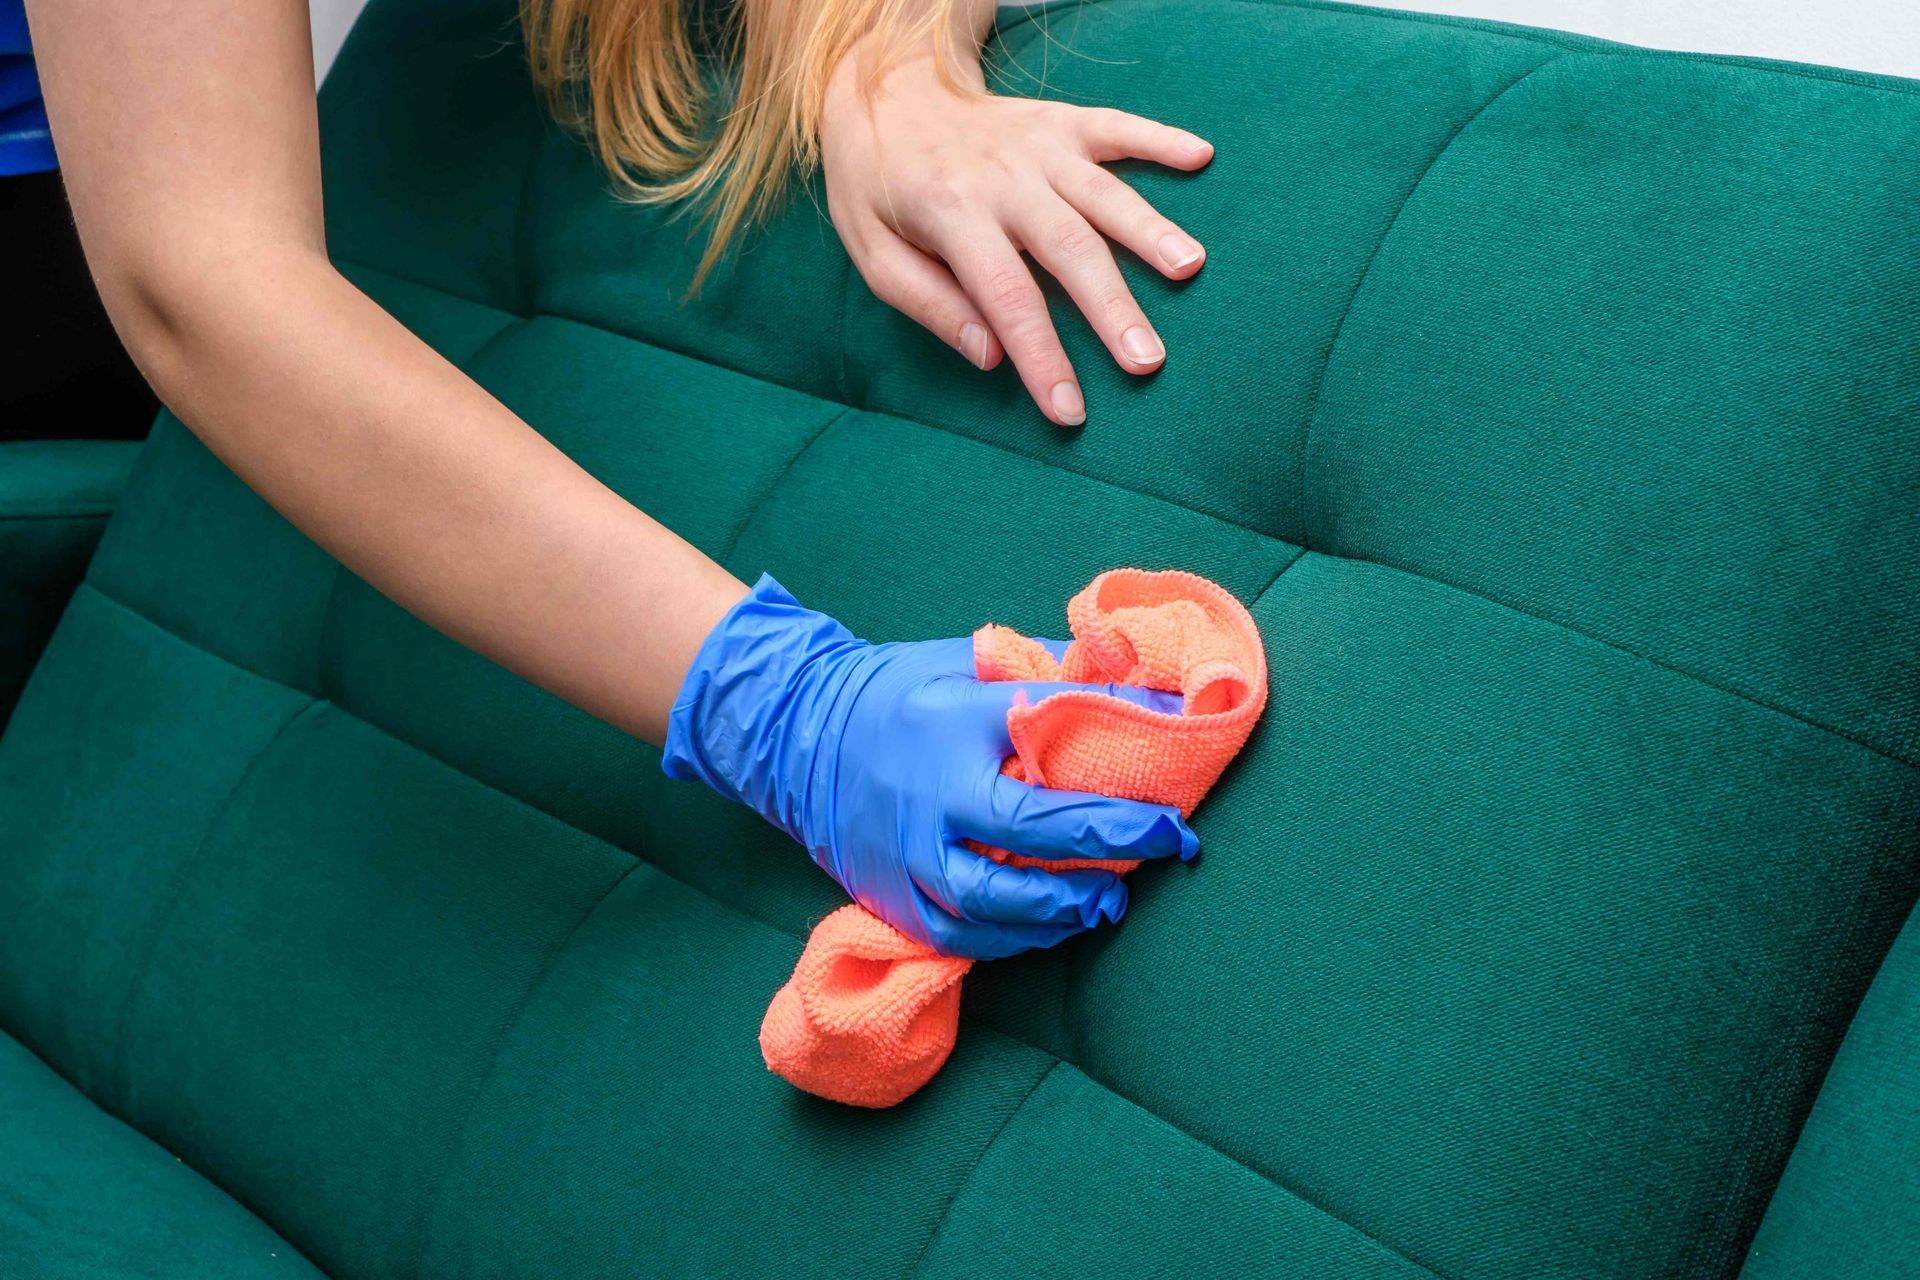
[662,575,1198,959]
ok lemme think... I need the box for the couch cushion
[1740,905,1920,1279]
[1,1,1917,1278]
[0,440,139,727]
[0,1031,321,1280]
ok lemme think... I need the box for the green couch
[3,1,1916,1275]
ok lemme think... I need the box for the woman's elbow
[87,235,322,409]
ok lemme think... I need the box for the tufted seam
[1301,549,1919,771]
[0,1028,337,1279]
[70,580,1455,1279]
[79,580,808,942]
[63,571,1920,1280]
[318,277,1900,776]
[719,406,852,567]
[1294,52,1565,553]
[331,249,1290,540]
[81,401,1920,776]
[1251,545,1310,606]
[906,1059,1060,1279]
[1047,545,1310,1068]
[107,691,327,1110]
[403,858,645,1279]
[1070,1056,1458,1280]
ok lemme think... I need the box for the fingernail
[1050,381,1086,426]
[1177,131,1213,156]
[1158,232,1202,271]
[958,322,990,370]
[1120,325,1164,367]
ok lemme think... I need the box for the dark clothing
[1,169,158,440]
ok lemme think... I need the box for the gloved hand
[662,575,1199,960]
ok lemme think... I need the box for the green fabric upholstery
[1741,909,1920,1279]
[0,1032,321,1279]
[0,440,139,728]
[2,1,1917,1276]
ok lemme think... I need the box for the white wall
[310,0,1919,84]
[1359,0,1920,80]
[310,0,365,83]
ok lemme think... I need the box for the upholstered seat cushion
[1,1,1916,1277]
[0,1032,321,1279]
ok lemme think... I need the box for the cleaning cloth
[759,568,1268,1107]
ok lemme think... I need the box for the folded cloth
[759,569,1268,1107]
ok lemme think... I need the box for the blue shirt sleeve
[0,0,57,175]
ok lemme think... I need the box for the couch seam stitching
[905,1059,1060,1280]
[325,254,1917,762]
[325,257,1293,542]
[1250,545,1310,606]
[1068,1059,1452,1280]
[83,582,820,943]
[1294,52,1564,553]
[402,858,645,1279]
[0,1029,337,1278]
[106,691,326,1108]
[1308,548,1917,769]
[1051,546,1304,1059]
[54,583,1858,1280]
[342,254,1918,769]
[720,406,852,567]
[531,306,1294,542]
[78,525,1917,782]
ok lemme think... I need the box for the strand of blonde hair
[523,0,973,291]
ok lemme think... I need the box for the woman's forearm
[131,244,746,744]
[29,0,743,746]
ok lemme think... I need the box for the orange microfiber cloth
[759,568,1268,1108]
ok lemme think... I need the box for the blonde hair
[522,0,970,290]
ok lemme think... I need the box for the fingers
[932,222,1086,427]
[1017,199,1166,376]
[1053,158,1206,281]
[926,844,1129,926]
[952,774,1198,863]
[852,227,1004,371]
[911,846,1131,959]
[1074,107,1214,170]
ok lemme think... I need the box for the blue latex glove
[662,575,1199,960]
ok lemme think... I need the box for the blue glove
[662,575,1199,960]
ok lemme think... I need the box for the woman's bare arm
[26,0,746,745]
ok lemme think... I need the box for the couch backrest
[3,1,1918,1276]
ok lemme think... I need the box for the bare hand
[820,47,1213,427]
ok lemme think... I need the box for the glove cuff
[661,574,861,844]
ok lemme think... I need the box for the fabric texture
[760,569,1268,1107]
[0,439,138,727]
[0,1030,322,1279]
[1740,905,1920,1279]
[1,1,1918,1276]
